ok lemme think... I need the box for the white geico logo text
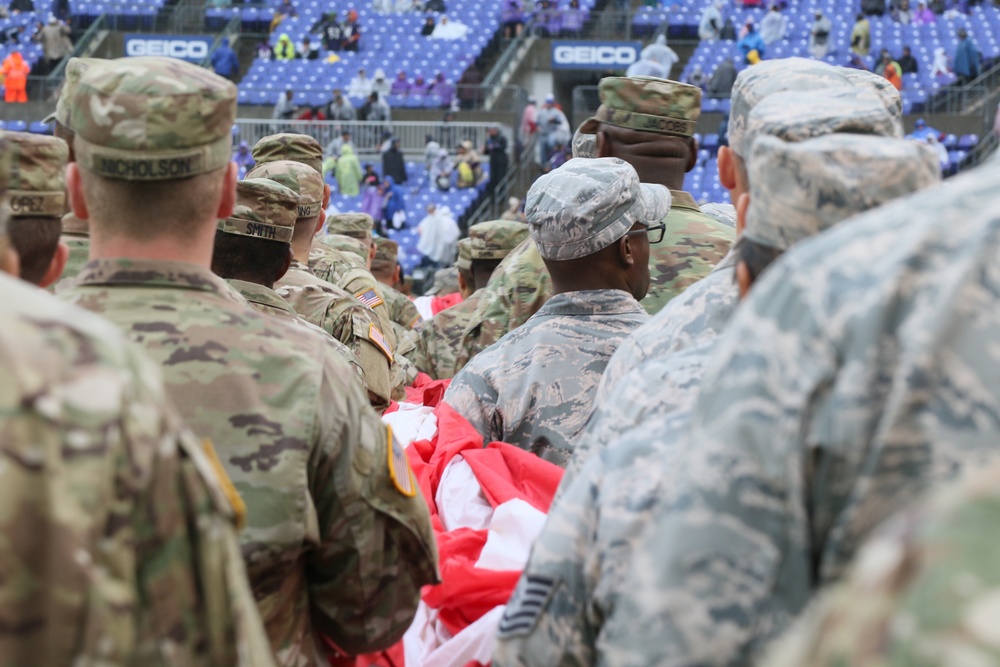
[126,38,209,59]
[553,45,637,66]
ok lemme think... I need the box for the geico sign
[553,45,637,66]
[126,39,209,59]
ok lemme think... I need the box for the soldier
[246,158,396,409]
[59,56,438,666]
[369,237,411,314]
[444,158,665,466]
[210,177,363,379]
[451,75,735,376]
[46,56,100,289]
[596,120,1000,664]
[321,231,369,268]
[597,60,905,402]
[4,132,69,286]
[0,132,273,665]
[410,219,528,380]
[767,459,1000,666]
[493,132,941,667]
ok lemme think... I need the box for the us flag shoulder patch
[386,425,416,496]
[368,324,394,362]
[497,574,557,638]
[356,288,384,309]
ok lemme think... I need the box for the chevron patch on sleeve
[497,573,557,638]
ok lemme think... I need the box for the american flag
[356,288,384,309]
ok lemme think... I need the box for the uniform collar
[61,212,89,236]
[669,190,702,213]
[537,290,647,317]
[227,279,297,315]
[75,258,240,301]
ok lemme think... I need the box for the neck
[548,261,630,296]
[89,229,214,268]
[291,233,314,263]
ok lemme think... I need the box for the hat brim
[634,182,673,227]
[578,117,600,135]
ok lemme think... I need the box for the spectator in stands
[233,141,255,179]
[741,0,763,6]
[53,0,69,20]
[360,165,382,222]
[851,13,871,57]
[561,0,586,37]
[929,0,945,12]
[296,36,319,59]
[335,144,363,195]
[296,105,325,121]
[503,0,524,38]
[737,20,766,64]
[326,89,356,121]
[273,33,295,61]
[863,0,887,16]
[381,176,408,230]
[211,37,240,81]
[483,124,509,194]
[626,53,669,78]
[416,204,459,269]
[534,0,561,36]
[424,134,441,175]
[348,68,373,98]
[2,50,30,103]
[914,1,936,23]
[431,148,454,190]
[893,0,913,23]
[34,16,71,76]
[421,15,436,36]
[272,89,297,119]
[391,71,411,96]
[0,24,25,46]
[429,72,455,107]
[847,52,869,69]
[425,0,446,11]
[760,4,787,44]
[884,57,903,90]
[255,38,272,61]
[926,134,950,170]
[431,15,470,39]
[456,141,485,187]
[362,91,392,145]
[707,58,737,98]
[810,10,832,58]
[383,138,408,184]
[341,9,361,52]
[313,12,343,50]
[686,64,706,88]
[699,1,724,41]
[954,28,981,84]
[270,0,296,33]
[372,69,391,99]
[411,74,429,99]
[9,0,34,12]
[501,197,526,222]
[640,34,679,78]
[931,46,950,76]
[457,64,484,109]
[545,140,571,172]
[519,95,537,157]
[535,94,570,166]
[909,117,941,140]
[898,45,919,73]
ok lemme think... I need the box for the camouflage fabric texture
[444,290,649,466]
[5,131,68,218]
[597,160,1000,667]
[571,127,597,158]
[579,75,702,138]
[745,134,940,252]
[697,201,737,228]
[62,259,439,665]
[276,259,395,410]
[526,157,671,261]
[426,265,460,295]
[494,344,709,667]
[1,272,275,667]
[226,277,364,381]
[469,219,531,260]
[54,213,90,291]
[44,56,100,127]
[246,159,324,219]
[381,282,422,330]
[218,178,298,242]
[371,237,399,274]
[71,57,237,180]
[321,233,369,263]
[767,459,1000,667]
[410,289,485,380]
[455,237,473,271]
[840,66,904,122]
[311,240,365,271]
[326,212,374,243]
[252,132,325,174]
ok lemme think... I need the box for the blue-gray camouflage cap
[525,157,672,261]
[746,133,941,251]
[840,68,904,127]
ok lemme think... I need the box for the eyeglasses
[626,222,666,244]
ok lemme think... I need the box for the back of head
[323,233,368,264]
[251,133,324,174]
[745,133,940,256]
[46,56,101,152]
[729,58,853,157]
[465,219,530,289]
[327,212,373,246]
[246,159,324,230]
[370,237,399,280]
[5,131,69,285]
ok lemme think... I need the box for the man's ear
[0,243,20,278]
[686,135,699,172]
[314,208,327,236]
[735,260,752,300]
[736,191,750,236]
[596,130,611,158]
[718,145,737,192]
[323,183,331,208]
[619,233,636,267]
[216,162,238,220]
[67,163,89,220]
[38,240,70,288]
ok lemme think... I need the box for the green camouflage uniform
[496,133,942,667]
[0,269,276,667]
[412,221,528,379]
[768,459,1000,667]
[371,237,423,330]
[60,56,439,666]
[445,159,662,466]
[245,159,397,410]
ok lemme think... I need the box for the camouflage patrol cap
[0,133,10,239]
[327,212,374,244]
[572,126,598,158]
[526,157,672,261]
[371,237,399,273]
[745,133,940,252]
[246,159,324,219]
[455,237,473,271]
[5,132,68,218]
[71,57,237,181]
[428,265,459,294]
[840,68,904,128]
[744,88,898,154]
[44,57,102,127]
[251,133,324,174]
[217,177,298,243]
[322,233,368,262]
[729,57,854,157]
[579,76,701,138]
[468,219,530,261]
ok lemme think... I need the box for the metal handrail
[200,13,242,69]
[483,18,537,91]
